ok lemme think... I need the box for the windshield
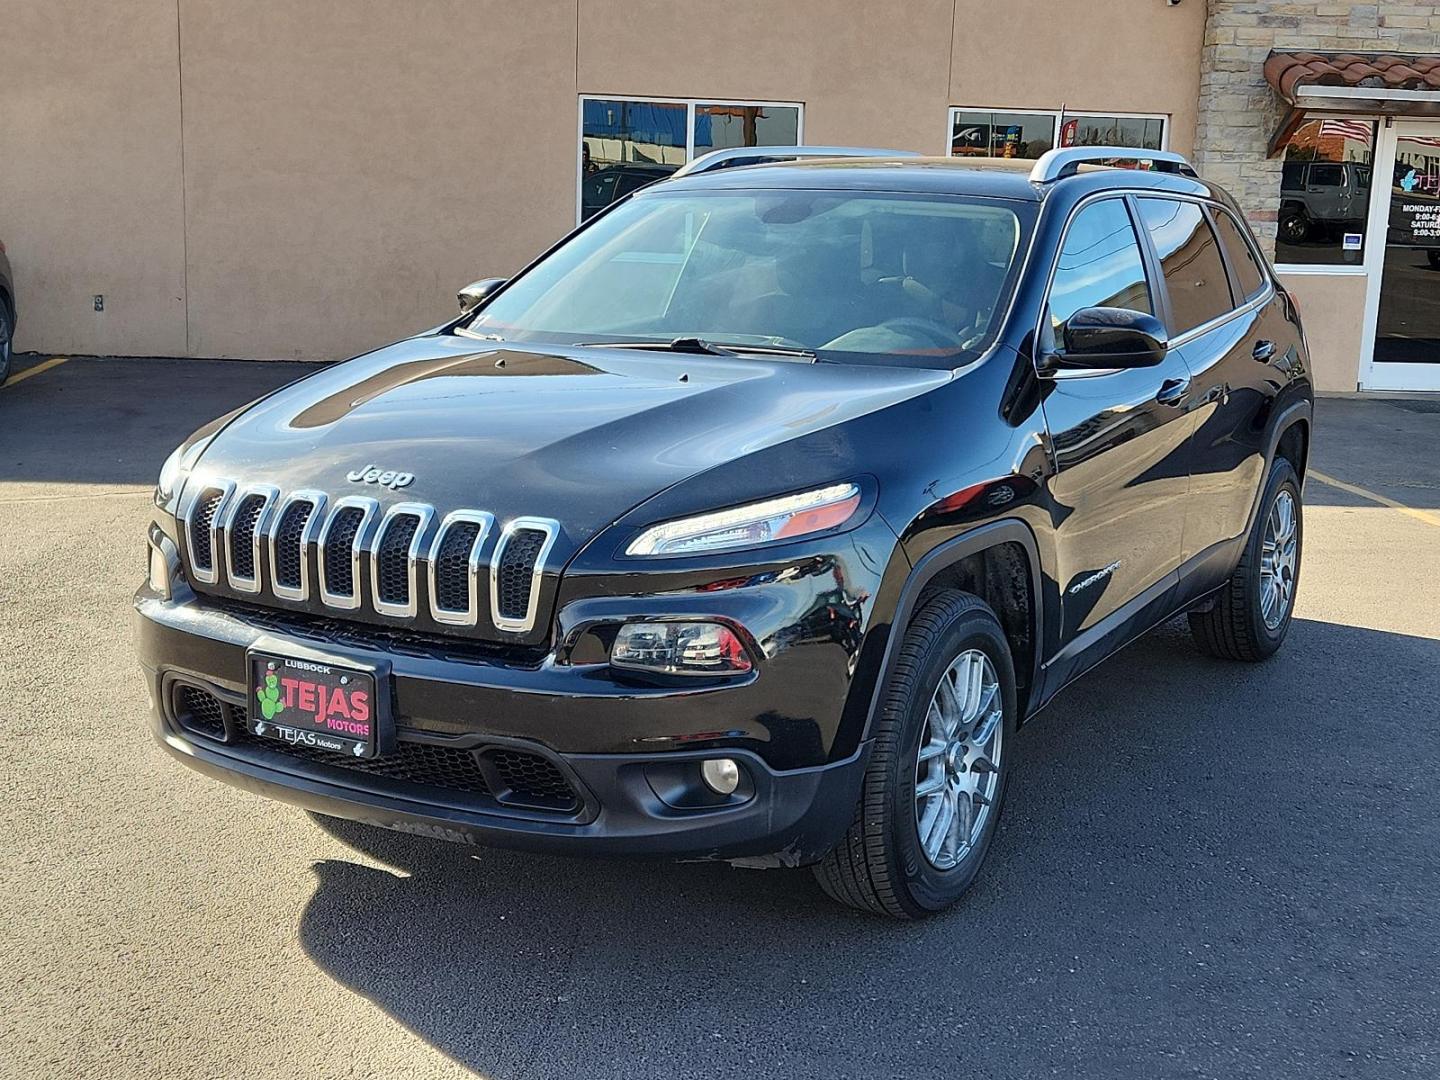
[463,189,1031,368]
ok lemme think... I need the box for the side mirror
[457,277,507,315]
[1047,306,1169,371]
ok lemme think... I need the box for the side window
[1048,198,1152,330]
[1212,210,1267,301]
[1136,198,1234,334]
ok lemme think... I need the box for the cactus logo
[256,662,285,719]
[1401,169,1419,194]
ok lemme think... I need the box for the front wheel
[814,590,1017,918]
[1188,457,1303,661]
[0,302,12,386]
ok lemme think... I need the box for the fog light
[701,758,742,796]
[611,622,752,677]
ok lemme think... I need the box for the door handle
[1155,376,1191,408]
[1253,340,1277,362]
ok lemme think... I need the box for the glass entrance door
[1362,120,1440,391]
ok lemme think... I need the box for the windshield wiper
[577,337,817,360]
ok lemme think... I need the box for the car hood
[189,334,950,556]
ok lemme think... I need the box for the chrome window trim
[184,479,235,586]
[317,496,379,610]
[370,502,435,619]
[490,517,560,634]
[266,489,328,602]
[220,484,280,594]
[427,510,495,627]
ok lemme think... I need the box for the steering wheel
[876,317,966,350]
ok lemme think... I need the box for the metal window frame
[575,94,805,224]
[427,509,495,627]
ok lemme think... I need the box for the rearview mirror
[1049,306,1169,370]
[457,277,507,314]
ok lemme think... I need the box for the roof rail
[1029,146,1198,184]
[671,145,920,178]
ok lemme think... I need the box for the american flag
[1318,119,1374,143]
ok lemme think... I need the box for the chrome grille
[180,481,555,635]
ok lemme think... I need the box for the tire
[1427,250,1440,270]
[814,590,1017,919]
[0,301,11,386]
[1278,211,1309,245]
[1188,457,1303,662]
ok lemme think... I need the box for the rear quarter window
[1212,210,1267,301]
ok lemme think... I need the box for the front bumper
[136,593,870,865]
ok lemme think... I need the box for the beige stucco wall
[3,0,1206,361]
[1277,272,1369,393]
[0,1,187,357]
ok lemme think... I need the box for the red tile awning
[1263,51,1440,156]
[1265,51,1440,102]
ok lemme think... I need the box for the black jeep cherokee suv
[137,146,1311,918]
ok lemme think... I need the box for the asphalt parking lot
[2,354,1438,1080]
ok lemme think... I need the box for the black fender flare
[860,519,1045,745]
[1244,396,1313,537]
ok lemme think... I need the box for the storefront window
[951,110,1056,159]
[579,98,803,222]
[950,108,1167,161]
[1274,118,1376,267]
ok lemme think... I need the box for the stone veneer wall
[1195,1,1440,254]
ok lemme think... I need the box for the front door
[1036,196,1194,655]
[1361,120,1440,392]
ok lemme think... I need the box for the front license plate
[247,651,380,759]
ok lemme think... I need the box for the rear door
[1133,197,1280,596]
[1036,196,1195,660]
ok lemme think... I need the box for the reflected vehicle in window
[138,147,1312,919]
[1279,159,1372,245]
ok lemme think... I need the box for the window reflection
[951,110,1055,159]
[580,99,686,221]
[1063,115,1164,151]
[1137,198,1234,334]
[694,103,800,153]
[1048,198,1152,328]
[1274,118,1375,266]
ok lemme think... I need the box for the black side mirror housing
[457,277,507,315]
[1046,306,1169,371]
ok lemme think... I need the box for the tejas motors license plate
[247,651,379,759]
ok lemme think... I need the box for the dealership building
[4,1,1438,392]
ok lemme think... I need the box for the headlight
[154,434,214,507]
[625,483,862,557]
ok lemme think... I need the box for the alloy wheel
[913,648,1003,870]
[1260,488,1298,630]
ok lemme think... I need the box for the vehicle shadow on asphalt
[296,616,1440,1079]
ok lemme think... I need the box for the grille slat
[374,511,423,611]
[227,494,266,581]
[435,521,481,612]
[272,499,315,592]
[189,489,226,575]
[322,507,366,600]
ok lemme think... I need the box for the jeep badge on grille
[346,464,414,490]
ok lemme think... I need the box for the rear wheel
[1188,457,1302,661]
[814,590,1016,918]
